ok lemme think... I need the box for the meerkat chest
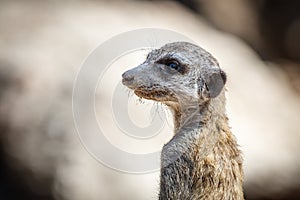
[160,133,244,200]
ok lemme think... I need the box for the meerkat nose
[122,71,134,86]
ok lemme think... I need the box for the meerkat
[122,42,244,200]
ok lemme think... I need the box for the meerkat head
[122,42,226,107]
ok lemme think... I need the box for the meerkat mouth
[134,87,177,102]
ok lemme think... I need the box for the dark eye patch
[156,57,187,74]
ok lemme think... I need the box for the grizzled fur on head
[122,42,227,106]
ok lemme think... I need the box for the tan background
[0,0,300,199]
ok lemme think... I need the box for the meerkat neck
[169,93,227,136]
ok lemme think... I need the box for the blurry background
[0,0,300,199]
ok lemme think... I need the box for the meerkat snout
[122,70,134,88]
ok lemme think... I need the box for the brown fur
[122,42,244,199]
[160,93,244,200]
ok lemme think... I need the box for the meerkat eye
[166,60,181,71]
[156,58,186,74]
[161,59,181,71]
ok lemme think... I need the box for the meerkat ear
[199,68,227,98]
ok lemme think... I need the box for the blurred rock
[0,0,300,199]
[260,0,300,61]
[180,0,300,62]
